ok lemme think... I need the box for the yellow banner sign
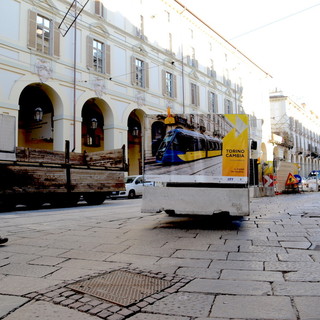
[222,114,249,178]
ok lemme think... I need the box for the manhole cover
[68,270,171,306]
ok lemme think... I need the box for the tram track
[145,156,222,177]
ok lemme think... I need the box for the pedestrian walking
[0,236,8,245]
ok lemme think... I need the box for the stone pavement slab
[208,260,264,270]
[56,258,127,271]
[0,275,60,295]
[4,300,100,320]
[155,257,210,268]
[277,253,314,262]
[273,281,320,296]
[181,279,272,295]
[284,269,320,282]
[161,239,210,250]
[171,249,227,260]
[0,253,41,264]
[280,241,311,249]
[175,267,220,279]
[127,313,190,320]
[120,245,176,258]
[105,253,160,265]
[58,249,113,261]
[220,269,284,282]
[239,244,287,253]
[0,245,45,255]
[29,256,68,266]
[1,194,320,319]
[227,252,278,261]
[211,295,296,320]
[44,267,95,281]
[0,295,29,318]
[143,292,214,317]
[0,263,58,277]
[294,297,320,320]
[252,239,282,246]
[265,261,319,271]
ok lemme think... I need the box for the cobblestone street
[0,192,320,319]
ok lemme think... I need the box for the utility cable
[231,2,320,40]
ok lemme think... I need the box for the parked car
[110,175,154,199]
[303,171,320,192]
[308,170,320,179]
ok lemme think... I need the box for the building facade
[270,91,320,178]
[0,0,272,177]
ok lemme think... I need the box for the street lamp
[90,118,98,129]
[131,126,139,137]
[34,107,43,122]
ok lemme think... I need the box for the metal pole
[178,7,186,114]
[181,47,185,113]
[235,84,237,114]
[72,2,77,152]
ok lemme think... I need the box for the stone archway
[273,146,280,171]
[18,83,55,150]
[151,121,166,156]
[81,97,116,152]
[127,109,145,175]
[81,99,104,152]
[260,142,267,162]
[283,149,290,162]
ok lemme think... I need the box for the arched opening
[273,146,280,171]
[18,84,54,149]
[81,99,104,152]
[127,110,142,175]
[151,121,166,156]
[260,142,267,162]
[299,156,306,177]
[283,149,290,162]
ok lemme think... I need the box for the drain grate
[68,270,171,306]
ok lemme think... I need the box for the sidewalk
[1,193,320,319]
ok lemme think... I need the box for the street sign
[263,175,274,187]
[285,173,299,185]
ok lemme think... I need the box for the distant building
[270,90,320,177]
[1,0,272,180]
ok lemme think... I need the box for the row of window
[28,10,238,113]
[93,1,225,80]
[290,119,319,140]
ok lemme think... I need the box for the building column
[103,125,127,150]
[144,119,153,159]
[53,117,82,152]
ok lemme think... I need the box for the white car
[110,175,154,199]
[303,170,320,192]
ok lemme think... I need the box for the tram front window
[157,131,175,152]
[156,131,175,160]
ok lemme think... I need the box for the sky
[182,0,320,111]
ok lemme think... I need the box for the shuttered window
[94,0,104,17]
[131,56,149,89]
[224,99,233,114]
[162,70,177,98]
[208,91,217,113]
[191,83,199,106]
[28,10,60,57]
[93,39,103,73]
[36,15,50,55]
[86,36,111,74]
